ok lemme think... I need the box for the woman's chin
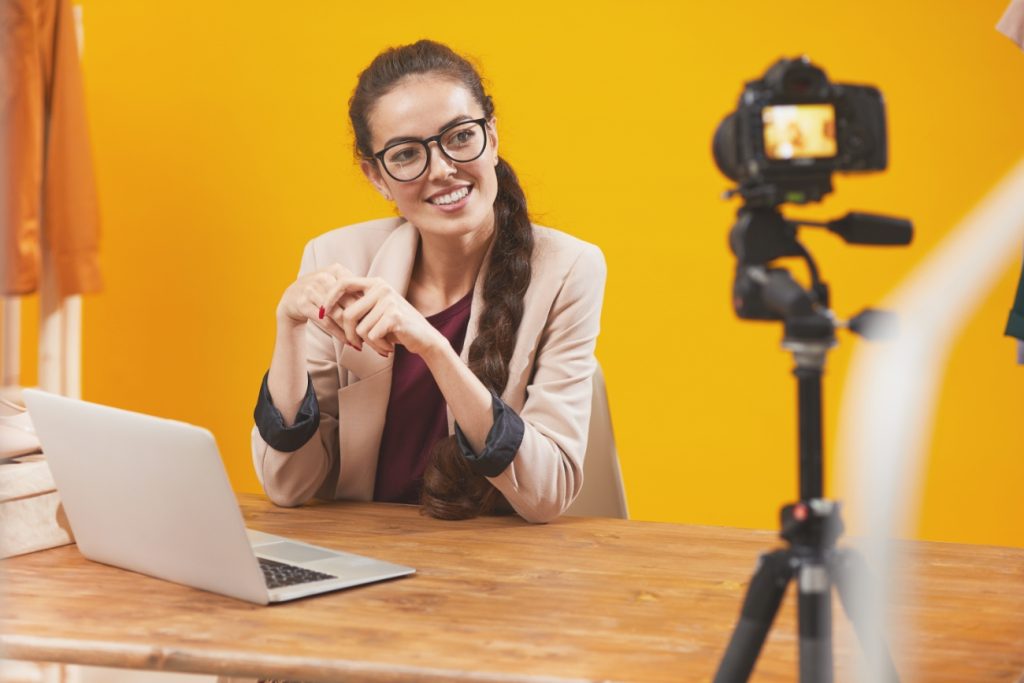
[407,207,494,241]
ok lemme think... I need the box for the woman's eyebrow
[382,115,474,148]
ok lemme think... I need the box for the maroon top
[373,290,473,503]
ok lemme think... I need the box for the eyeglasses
[372,118,489,182]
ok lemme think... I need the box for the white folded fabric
[0,400,42,460]
[998,0,1024,49]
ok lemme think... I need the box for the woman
[252,40,606,523]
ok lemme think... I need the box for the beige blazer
[252,217,607,523]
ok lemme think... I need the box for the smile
[427,186,472,206]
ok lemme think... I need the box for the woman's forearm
[420,338,494,453]
[267,320,309,426]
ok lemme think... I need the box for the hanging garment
[998,0,1024,49]
[1007,258,1024,366]
[1,0,101,296]
[998,0,1024,362]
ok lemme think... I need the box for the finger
[293,280,329,322]
[305,272,340,299]
[336,288,386,350]
[324,305,361,350]
[365,310,398,356]
[325,285,389,351]
[319,277,375,348]
[337,292,360,308]
[314,308,350,343]
[364,300,400,354]
[325,263,352,279]
[322,275,375,313]
[302,290,349,342]
[354,302,395,356]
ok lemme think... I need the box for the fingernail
[318,306,325,320]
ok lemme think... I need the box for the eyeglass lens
[383,121,485,181]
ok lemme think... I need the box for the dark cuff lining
[1006,309,1024,341]
[454,390,525,477]
[254,371,320,453]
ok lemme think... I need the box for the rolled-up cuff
[254,371,320,452]
[454,390,524,477]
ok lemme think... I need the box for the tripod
[712,204,912,682]
[712,334,900,682]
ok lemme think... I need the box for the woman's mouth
[426,185,472,211]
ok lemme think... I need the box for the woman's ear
[360,159,392,201]
[488,117,499,165]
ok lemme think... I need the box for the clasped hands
[277,264,445,358]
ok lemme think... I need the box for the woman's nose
[426,142,457,180]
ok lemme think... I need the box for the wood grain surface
[2,494,1022,682]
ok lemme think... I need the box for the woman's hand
[322,276,448,358]
[275,264,360,336]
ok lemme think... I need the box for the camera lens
[713,113,740,182]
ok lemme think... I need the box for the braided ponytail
[420,158,533,519]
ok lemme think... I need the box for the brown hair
[349,40,534,519]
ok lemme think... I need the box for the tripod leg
[830,548,901,682]
[797,560,833,683]
[714,550,794,683]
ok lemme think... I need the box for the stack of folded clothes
[0,390,74,558]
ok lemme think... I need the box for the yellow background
[15,0,1024,546]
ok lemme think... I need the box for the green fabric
[1006,309,1024,340]
[1006,265,1024,340]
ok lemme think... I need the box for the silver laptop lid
[22,389,269,604]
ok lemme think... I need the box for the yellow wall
[24,0,1022,546]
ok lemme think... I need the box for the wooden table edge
[0,633,606,683]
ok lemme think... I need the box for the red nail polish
[318,306,325,320]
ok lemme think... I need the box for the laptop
[21,389,414,605]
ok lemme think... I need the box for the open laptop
[21,389,414,605]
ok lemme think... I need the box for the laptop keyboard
[258,557,337,589]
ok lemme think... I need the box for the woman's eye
[388,147,421,165]
[446,128,476,148]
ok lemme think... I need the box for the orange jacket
[1,0,101,296]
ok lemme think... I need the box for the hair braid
[420,159,533,519]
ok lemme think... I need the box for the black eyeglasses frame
[371,118,490,182]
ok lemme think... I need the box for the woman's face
[361,75,499,242]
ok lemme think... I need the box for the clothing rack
[1,246,81,400]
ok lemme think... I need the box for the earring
[383,192,392,201]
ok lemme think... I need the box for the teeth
[430,187,469,205]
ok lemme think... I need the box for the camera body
[714,56,888,207]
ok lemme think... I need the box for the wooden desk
[2,494,1023,682]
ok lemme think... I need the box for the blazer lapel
[334,221,418,500]
[338,220,419,379]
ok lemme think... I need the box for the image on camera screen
[762,104,837,160]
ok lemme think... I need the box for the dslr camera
[714,56,888,207]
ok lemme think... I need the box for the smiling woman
[250,40,607,523]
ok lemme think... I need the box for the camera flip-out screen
[762,104,837,160]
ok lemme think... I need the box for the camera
[713,56,888,207]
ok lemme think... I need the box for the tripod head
[730,205,912,348]
[728,202,913,504]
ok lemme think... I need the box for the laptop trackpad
[258,541,339,564]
